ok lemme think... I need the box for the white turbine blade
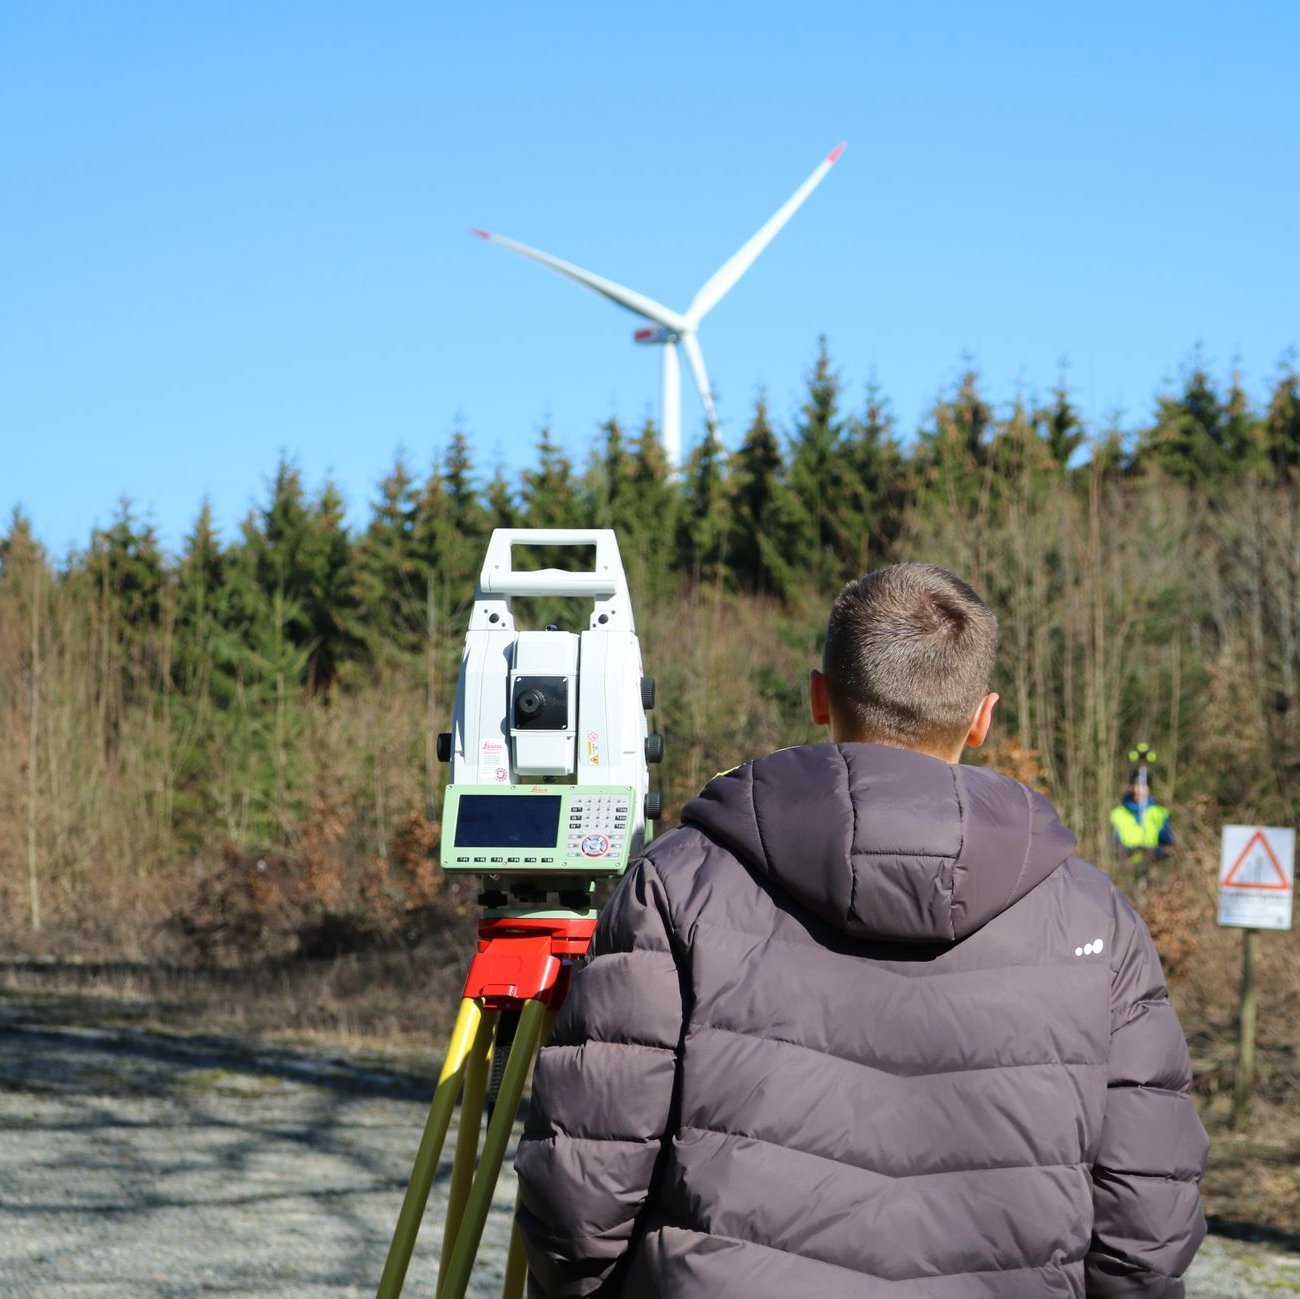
[685,143,845,326]
[680,332,718,430]
[472,229,688,333]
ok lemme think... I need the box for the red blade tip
[827,142,846,163]
[471,227,491,239]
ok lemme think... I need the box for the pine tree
[916,370,994,490]
[485,465,518,531]
[252,458,312,612]
[842,380,907,572]
[167,503,228,831]
[80,499,166,720]
[729,394,784,594]
[87,498,165,633]
[780,338,864,591]
[1036,379,1087,471]
[614,418,677,600]
[0,508,44,580]
[989,396,1059,488]
[441,429,490,593]
[520,427,583,531]
[674,429,729,581]
[412,435,495,633]
[174,501,226,694]
[585,418,633,529]
[301,480,357,692]
[353,455,423,657]
[1223,374,1264,476]
[1263,365,1300,482]
[205,462,320,837]
[1140,362,1249,484]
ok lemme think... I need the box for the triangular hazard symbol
[1223,830,1290,890]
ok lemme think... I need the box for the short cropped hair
[822,563,998,750]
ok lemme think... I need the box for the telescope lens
[512,676,570,730]
[517,688,546,719]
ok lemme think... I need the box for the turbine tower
[473,143,844,466]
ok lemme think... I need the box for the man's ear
[964,692,999,750]
[809,668,831,728]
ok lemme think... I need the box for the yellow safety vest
[1110,803,1169,852]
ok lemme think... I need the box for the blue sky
[3,2,1297,557]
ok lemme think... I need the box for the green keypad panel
[441,784,636,876]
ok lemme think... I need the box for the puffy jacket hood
[681,742,1076,943]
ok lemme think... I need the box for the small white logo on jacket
[1074,938,1105,956]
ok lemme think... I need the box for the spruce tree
[253,458,312,612]
[843,380,907,572]
[485,465,518,531]
[1223,375,1263,476]
[1036,379,1087,471]
[212,462,319,835]
[1140,363,1246,484]
[353,455,423,657]
[80,499,166,716]
[168,503,242,842]
[1263,365,1300,482]
[615,417,677,600]
[585,418,632,529]
[413,435,494,630]
[674,429,729,582]
[780,338,864,591]
[989,396,1058,488]
[729,394,784,594]
[88,498,164,633]
[174,501,226,695]
[0,509,44,580]
[916,370,993,491]
[520,427,583,531]
[301,481,357,692]
[441,429,490,593]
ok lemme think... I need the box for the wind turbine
[472,143,844,467]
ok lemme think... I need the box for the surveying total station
[375,529,662,1299]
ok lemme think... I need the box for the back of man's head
[822,563,998,753]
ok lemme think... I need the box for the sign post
[1218,825,1294,1129]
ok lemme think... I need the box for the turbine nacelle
[633,326,678,345]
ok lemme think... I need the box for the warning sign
[1219,826,1294,930]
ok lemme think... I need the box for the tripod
[375,527,658,1298]
[374,915,594,1299]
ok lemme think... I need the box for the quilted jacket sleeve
[515,858,685,1298]
[1085,899,1208,1298]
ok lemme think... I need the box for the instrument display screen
[453,794,563,848]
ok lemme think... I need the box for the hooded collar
[681,743,1076,943]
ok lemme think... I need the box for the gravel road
[0,1004,1296,1298]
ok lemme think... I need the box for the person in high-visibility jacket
[1110,772,1173,867]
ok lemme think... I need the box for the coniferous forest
[3,340,1300,1011]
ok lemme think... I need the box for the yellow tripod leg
[375,998,483,1299]
[500,1002,560,1299]
[436,997,548,1299]
[501,1203,528,1299]
[436,1008,497,1296]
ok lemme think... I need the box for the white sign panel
[1219,825,1294,930]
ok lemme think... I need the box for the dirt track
[0,1001,1296,1298]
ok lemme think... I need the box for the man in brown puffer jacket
[515,562,1207,1297]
